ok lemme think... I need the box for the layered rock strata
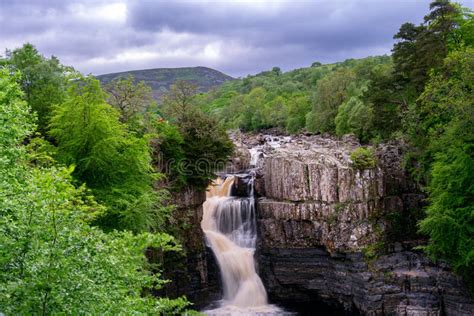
[159,186,221,308]
[246,134,473,315]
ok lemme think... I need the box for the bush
[350,147,376,169]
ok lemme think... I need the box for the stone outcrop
[236,133,473,315]
[259,247,473,315]
[159,186,220,308]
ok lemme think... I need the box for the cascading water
[201,175,285,315]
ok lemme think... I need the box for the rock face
[260,248,473,315]
[242,134,474,315]
[164,133,473,314]
[159,186,221,308]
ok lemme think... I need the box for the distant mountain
[96,66,234,102]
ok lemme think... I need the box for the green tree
[0,68,191,315]
[162,80,233,188]
[49,77,169,233]
[263,96,287,129]
[162,80,198,123]
[241,87,266,131]
[392,1,463,93]
[6,43,72,134]
[306,68,356,133]
[335,85,373,142]
[362,63,412,141]
[151,120,186,187]
[417,48,474,289]
[392,22,425,89]
[104,75,155,131]
[454,6,474,48]
[285,94,311,134]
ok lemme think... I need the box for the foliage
[335,81,373,141]
[306,67,356,133]
[162,80,234,188]
[200,56,391,136]
[49,76,171,233]
[0,69,34,162]
[362,241,386,263]
[285,94,311,133]
[350,147,376,169]
[103,74,156,134]
[151,119,187,187]
[0,69,191,315]
[418,48,474,289]
[3,43,73,134]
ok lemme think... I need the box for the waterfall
[201,175,284,315]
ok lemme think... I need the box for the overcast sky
[1,0,473,77]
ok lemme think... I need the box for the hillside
[96,66,233,101]
[199,55,392,136]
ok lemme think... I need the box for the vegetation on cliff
[199,0,474,289]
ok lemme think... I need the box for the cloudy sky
[1,0,473,77]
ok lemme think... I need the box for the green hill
[96,66,233,102]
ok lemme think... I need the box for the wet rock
[159,186,221,308]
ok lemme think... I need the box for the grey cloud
[126,0,433,75]
[1,0,473,77]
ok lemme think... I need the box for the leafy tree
[335,92,373,142]
[243,87,267,131]
[362,63,412,141]
[0,68,192,315]
[286,94,311,133]
[162,81,233,188]
[406,47,473,182]
[151,120,186,187]
[162,80,198,122]
[219,94,245,129]
[5,43,72,134]
[263,96,287,129]
[49,77,170,233]
[391,1,463,93]
[417,48,474,289]
[306,68,356,133]
[454,6,474,48]
[104,75,155,132]
[392,22,425,88]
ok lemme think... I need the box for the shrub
[350,147,376,169]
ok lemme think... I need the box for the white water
[201,176,285,315]
[249,135,292,168]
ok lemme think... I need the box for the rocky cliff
[158,186,221,308]
[233,133,473,315]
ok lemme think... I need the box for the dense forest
[0,0,473,314]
